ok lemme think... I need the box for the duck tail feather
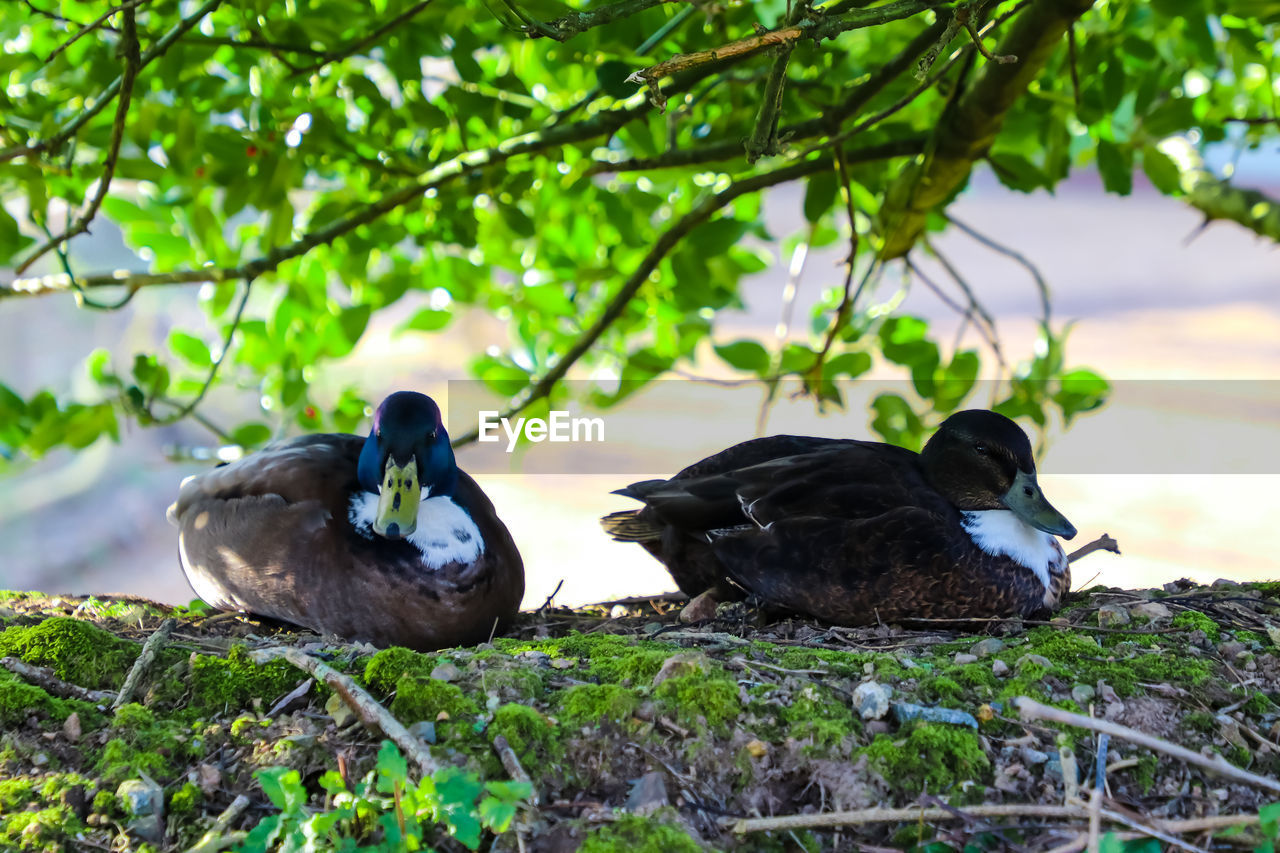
[600,509,662,542]
[610,479,669,501]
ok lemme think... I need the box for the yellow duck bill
[374,457,421,539]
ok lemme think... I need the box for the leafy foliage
[237,740,530,852]
[1,0,1276,457]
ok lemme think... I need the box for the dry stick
[250,646,440,775]
[113,617,177,709]
[1,656,116,703]
[1098,803,1211,853]
[186,793,251,853]
[492,734,539,805]
[1013,697,1280,796]
[1068,534,1121,563]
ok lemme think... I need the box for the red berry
[194,166,205,178]
[246,145,258,157]
[304,405,317,419]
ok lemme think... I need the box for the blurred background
[2,159,1278,609]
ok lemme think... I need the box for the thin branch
[1067,533,1121,563]
[44,0,146,65]
[945,213,1051,327]
[179,35,331,57]
[922,236,1005,367]
[495,0,560,39]
[957,0,1017,65]
[250,646,441,775]
[293,0,437,76]
[17,2,141,274]
[152,279,251,425]
[628,0,932,87]
[1066,22,1081,112]
[1,0,223,164]
[744,42,796,163]
[451,154,835,446]
[814,148,865,365]
[1014,696,1280,795]
[112,618,176,709]
[1,656,117,704]
[904,256,1002,357]
[492,734,539,805]
[535,0,682,41]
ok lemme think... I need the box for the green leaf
[257,767,306,814]
[400,308,453,333]
[1096,139,1133,196]
[231,422,272,447]
[803,171,839,223]
[1141,146,1181,195]
[714,340,770,373]
[824,351,871,378]
[375,740,409,790]
[338,304,372,346]
[870,393,924,450]
[168,331,212,367]
[0,206,34,263]
[597,60,641,98]
[988,153,1048,193]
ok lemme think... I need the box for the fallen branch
[250,646,440,775]
[492,734,539,805]
[1,656,117,704]
[113,617,176,709]
[1068,533,1121,563]
[1014,696,1280,795]
[186,793,251,853]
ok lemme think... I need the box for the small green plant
[235,741,530,852]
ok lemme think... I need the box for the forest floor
[3,579,1280,852]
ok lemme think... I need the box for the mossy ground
[2,584,1280,850]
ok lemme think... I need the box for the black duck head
[356,391,457,539]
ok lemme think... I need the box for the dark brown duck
[169,392,524,650]
[601,410,1076,624]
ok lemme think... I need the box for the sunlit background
[3,158,1278,610]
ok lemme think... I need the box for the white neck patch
[348,492,485,569]
[961,510,1063,593]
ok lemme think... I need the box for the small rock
[852,681,892,720]
[1213,578,1241,588]
[1217,641,1247,660]
[624,771,668,815]
[865,720,892,736]
[1071,684,1096,706]
[899,658,918,669]
[117,775,165,844]
[516,650,551,667]
[1020,747,1049,765]
[550,657,575,670]
[972,638,1006,658]
[408,721,437,744]
[745,739,768,758]
[892,702,979,729]
[62,712,81,743]
[953,653,978,665]
[325,692,354,727]
[430,661,461,682]
[30,752,48,767]
[991,659,1010,678]
[1132,601,1172,623]
[611,605,628,619]
[1097,604,1131,628]
[1016,654,1052,672]
[196,763,221,796]
[652,652,710,687]
[642,622,665,635]
[679,589,719,623]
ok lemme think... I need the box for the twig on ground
[1014,696,1280,795]
[250,646,440,775]
[650,630,754,647]
[112,617,176,709]
[538,580,565,614]
[1,656,116,703]
[492,734,539,805]
[187,793,251,853]
[1068,534,1121,563]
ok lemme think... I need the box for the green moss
[1008,626,1213,697]
[1130,754,1159,794]
[230,714,271,741]
[0,672,59,726]
[0,617,138,690]
[1183,711,1215,733]
[0,777,37,810]
[1172,610,1220,641]
[363,646,439,694]
[921,675,965,702]
[779,685,859,751]
[1243,692,1275,715]
[189,645,302,713]
[0,805,81,852]
[481,667,546,701]
[1235,630,1264,646]
[389,675,478,727]
[862,723,990,794]
[489,703,560,774]
[654,673,740,731]
[578,813,706,853]
[556,684,640,727]
[169,782,202,815]
[95,703,202,784]
[769,647,871,679]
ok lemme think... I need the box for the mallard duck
[169,391,524,650]
[601,409,1077,624]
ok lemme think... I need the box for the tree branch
[0,0,222,164]
[17,3,141,274]
[451,154,836,446]
[744,42,795,163]
[878,0,1096,259]
[44,0,145,65]
[1160,136,1280,242]
[535,0,684,41]
[292,0,436,76]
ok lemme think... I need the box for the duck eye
[973,442,988,454]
